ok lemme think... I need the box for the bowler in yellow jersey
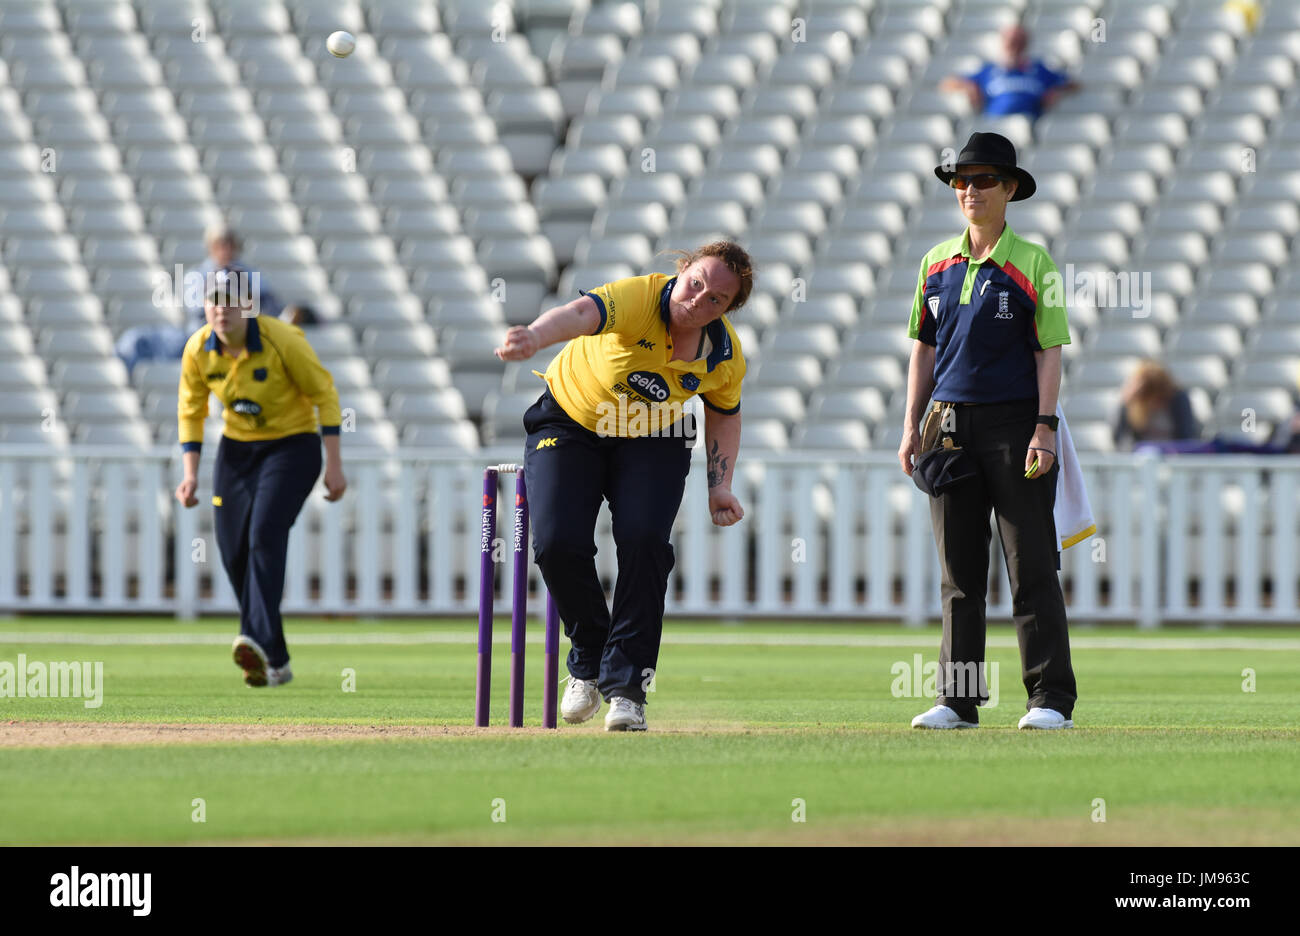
[495,242,752,731]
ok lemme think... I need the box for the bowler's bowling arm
[495,296,602,361]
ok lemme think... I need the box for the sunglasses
[949,173,1011,191]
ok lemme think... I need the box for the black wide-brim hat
[934,131,1036,201]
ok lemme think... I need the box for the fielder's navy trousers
[523,390,693,704]
[212,432,321,667]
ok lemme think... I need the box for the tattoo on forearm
[707,440,729,488]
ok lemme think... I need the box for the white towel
[1054,403,1096,550]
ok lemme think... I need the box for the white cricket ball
[326,30,356,58]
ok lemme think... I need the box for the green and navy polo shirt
[907,223,1070,403]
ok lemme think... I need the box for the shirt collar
[658,276,675,325]
[203,315,262,354]
[703,317,733,372]
[960,222,1017,266]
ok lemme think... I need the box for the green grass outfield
[1,617,1298,845]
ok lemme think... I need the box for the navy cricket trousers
[523,391,693,704]
[212,432,322,667]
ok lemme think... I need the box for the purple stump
[474,468,497,727]
[543,592,560,729]
[508,470,529,727]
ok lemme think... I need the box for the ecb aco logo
[994,292,1013,320]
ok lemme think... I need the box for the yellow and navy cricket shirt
[908,223,1070,403]
[177,315,341,451]
[544,273,746,436]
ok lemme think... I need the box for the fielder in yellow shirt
[174,268,347,688]
[494,241,752,732]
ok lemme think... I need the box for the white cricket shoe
[267,663,293,688]
[232,635,269,687]
[1018,707,1073,730]
[911,704,978,729]
[604,696,647,732]
[561,677,601,724]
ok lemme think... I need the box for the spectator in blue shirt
[941,25,1078,121]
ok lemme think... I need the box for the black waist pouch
[912,442,977,497]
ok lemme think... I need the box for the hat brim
[933,164,1036,201]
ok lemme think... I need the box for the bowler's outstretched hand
[495,326,539,361]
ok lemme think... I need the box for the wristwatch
[1037,415,1059,431]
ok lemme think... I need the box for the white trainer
[232,635,269,687]
[604,696,647,732]
[561,677,601,724]
[1018,707,1073,730]
[911,704,978,729]
[267,663,293,688]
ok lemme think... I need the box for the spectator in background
[118,223,287,376]
[186,222,282,331]
[941,25,1078,121]
[280,304,319,327]
[115,318,188,377]
[1113,360,1201,450]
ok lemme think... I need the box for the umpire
[494,242,752,732]
[175,268,347,687]
[898,133,1078,730]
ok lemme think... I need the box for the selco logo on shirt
[626,371,671,402]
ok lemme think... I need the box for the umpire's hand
[898,428,921,475]
[1024,426,1057,479]
[709,488,744,526]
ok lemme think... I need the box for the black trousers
[212,433,322,667]
[928,399,1077,721]
[523,391,693,704]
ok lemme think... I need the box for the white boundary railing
[0,446,1297,627]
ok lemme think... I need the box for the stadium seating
[0,0,1296,455]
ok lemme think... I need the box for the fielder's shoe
[604,696,647,732]
[561,677,601,724]
[232,635,269,687]
[1018,707,1073,730]
[911,704,978,729]
[267,663,293,688]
